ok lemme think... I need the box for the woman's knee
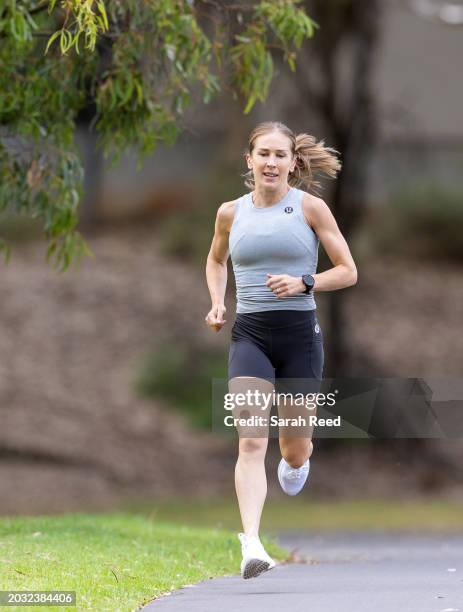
[281,439,313,467]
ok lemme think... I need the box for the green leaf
[97,2,109,30]
[0,0,318,271]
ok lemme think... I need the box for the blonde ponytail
[291,133,341,193]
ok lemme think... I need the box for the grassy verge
[125,497,463,533]
[0,512,287,612]
[2,499,461,611]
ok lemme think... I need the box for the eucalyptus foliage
[0,0,317,270]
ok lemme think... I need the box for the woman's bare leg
[279,437,313,467]
[229,376,273,537]
[276,392,315,466]
[235,437,268,537]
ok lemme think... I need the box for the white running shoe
[277,457,310,496]
[238,532,276,579]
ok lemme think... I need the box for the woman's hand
[205,304,227,332]
[266,273,306,298]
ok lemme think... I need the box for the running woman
[205,121,357,579]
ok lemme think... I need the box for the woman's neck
[252,184,290,208]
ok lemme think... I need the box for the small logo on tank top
[284,206,293,214]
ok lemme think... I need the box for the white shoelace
[286,464,310,479]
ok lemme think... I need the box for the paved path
[142,531,463,612]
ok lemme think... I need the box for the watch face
[303,275,314,288]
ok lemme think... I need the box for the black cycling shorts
[228,310,324,394]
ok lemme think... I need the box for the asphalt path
[142,530,463,612]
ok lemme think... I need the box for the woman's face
[246,131,296,190]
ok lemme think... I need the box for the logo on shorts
[284,206,293,214]
[314,323,320,333]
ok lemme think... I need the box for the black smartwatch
[301,274,315,294]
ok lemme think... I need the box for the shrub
[372,184,463,262]
[135,341,228,429]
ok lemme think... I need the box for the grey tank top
[229,186,319,313]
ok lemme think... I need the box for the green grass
[2,499,462,611]
[0,511,287,612]
[125,497,463,533]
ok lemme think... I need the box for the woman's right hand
[205,304,227,332]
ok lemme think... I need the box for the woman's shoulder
[217,194,247,232]
[298,189,328,229]
[299,190,325,213]
[217,199,235,227]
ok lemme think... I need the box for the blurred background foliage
[135,342,227,430]
[369,183,463,262]
[0,0,316,270]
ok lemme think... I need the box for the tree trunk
[299,0,381,375]
[76,126,104,229]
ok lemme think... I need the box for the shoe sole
[242,558,273,579]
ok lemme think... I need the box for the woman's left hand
[266,273,305,298]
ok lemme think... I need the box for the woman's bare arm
[205,201,235,331]
[302,193,358,292]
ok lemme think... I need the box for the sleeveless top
[229,186,319,313]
